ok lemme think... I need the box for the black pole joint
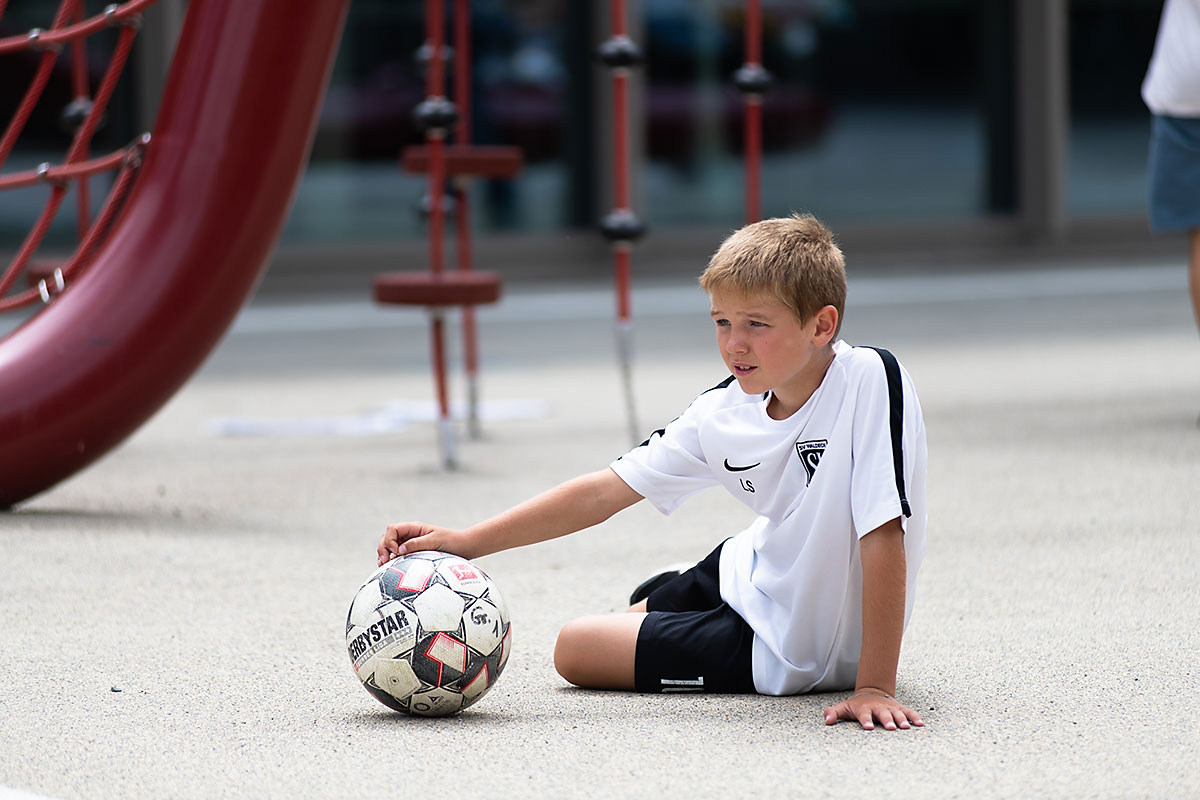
[732,63,773,96]
[596,35,643,69]
[413,96,458,132]
[600,208,647,242]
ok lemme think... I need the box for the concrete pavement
[2,258,1198,798]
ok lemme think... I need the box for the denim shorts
[1148,114,1200,232]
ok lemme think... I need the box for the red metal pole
[746,0,762,64]
[600,0,642,444]
[613,68,630,217]
[430,313,450,423]
[454,0,470,144]
[424,4,447,370]
[615,245,632,321]
[423,0,454,464]
[610,0,625,43]
[745,102,761,224]
[425,0,446,278]
[454,0,472,266]
[454,0,481,437]
[744,0,763,223]
[611,0,632,325]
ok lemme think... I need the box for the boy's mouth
[732,363,756,377]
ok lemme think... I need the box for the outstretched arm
[378,467,643,565]
[824,517,925,731]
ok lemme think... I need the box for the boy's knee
[553,619,587,685]
[552,614,641,690]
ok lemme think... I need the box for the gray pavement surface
[2,258,1199,799]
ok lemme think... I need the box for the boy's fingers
[378,539,401,562]
[377,524,412,564]
[880,704,923,731]
[892,703,921,727]
[825,698,924,731]
[398,533,436,555]
[823,702,847,725]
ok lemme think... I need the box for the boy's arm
[823,517,925,731]
[377,467,643,565]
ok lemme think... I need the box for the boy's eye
[749,320,768,328]
[714,318,730,326]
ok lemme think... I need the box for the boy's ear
[813,305,838,344]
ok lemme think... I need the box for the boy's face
[709,288,838,417]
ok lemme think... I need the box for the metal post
[598,0,646,446]
[1015,0,1068,243]
[735,0,769,224]
[421,0,456,470]
[453,0,482,440]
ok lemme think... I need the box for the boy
[378,214,926,731]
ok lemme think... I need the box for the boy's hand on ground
[823,693,924,731]
[378,522,468,565]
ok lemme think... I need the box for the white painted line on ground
[206,398,549,437]
[0,786,60,800]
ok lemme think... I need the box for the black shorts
[634,541,756,694]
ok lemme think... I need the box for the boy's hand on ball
[823,693,924,732]
[378,522,458,565]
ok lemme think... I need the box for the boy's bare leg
[554,612,647,690]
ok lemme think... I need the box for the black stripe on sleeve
[707,375,737,393]
[632,375,736,449]
[863,347,912,518]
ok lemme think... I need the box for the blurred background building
[0,0,1174,291]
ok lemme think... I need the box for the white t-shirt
[610,341,927,695]
[1142,0,1200,116]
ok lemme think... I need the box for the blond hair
[699,213,846,334]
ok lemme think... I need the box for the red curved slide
[0,0,351,507]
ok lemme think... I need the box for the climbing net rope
[0,0,158,312]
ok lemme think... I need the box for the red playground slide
[0,0,351,507]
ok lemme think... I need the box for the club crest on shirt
[796,439,827,485]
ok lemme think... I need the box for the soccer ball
[346,551,512,716]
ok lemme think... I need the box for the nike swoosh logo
[723,459,760,472]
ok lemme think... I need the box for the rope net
[0,0,158,312]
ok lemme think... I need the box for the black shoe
[628,563,693,606]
